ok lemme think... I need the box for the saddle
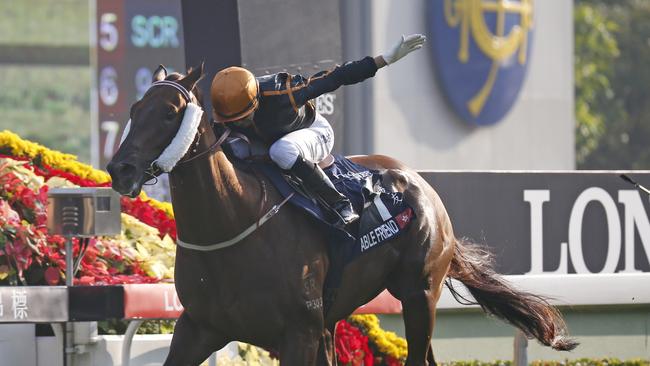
[223,130,414,238]
[223,131,416,308]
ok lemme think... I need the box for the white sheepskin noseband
[118,80,204,173]
[153,102,203,172]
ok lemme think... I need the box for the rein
[147,78,294,252]
[175,128,230,167]
[176,192,294,251]
[143,125,230,183]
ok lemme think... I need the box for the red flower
[121,197,177,239]
[0,200,20,226]
[336,320,374,366]
[0,154,170,285]
[0,155,175,238]
[44,266,61,285]
[76,276,95,286]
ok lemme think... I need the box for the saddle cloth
[225,134,416,304]
[226,135,415,247]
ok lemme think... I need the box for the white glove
[381,34,427,65]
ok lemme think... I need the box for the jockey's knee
[270,139,301,170]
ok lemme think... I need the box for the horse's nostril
[107,161,141,193]
[108,162,137,178]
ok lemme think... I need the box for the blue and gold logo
[429,0,534,126]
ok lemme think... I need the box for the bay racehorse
[107,65,577,366]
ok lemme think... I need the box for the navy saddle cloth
[247,154,417,309]
[254,155,416,259]
[222,129,416,309]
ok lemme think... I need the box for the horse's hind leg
[163,312,229,366]
[400,288,435,366]
[398,275,449,366]
[390,238,452,366]
[427,345,436,365]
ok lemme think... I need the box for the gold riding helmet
[210,66,259,123]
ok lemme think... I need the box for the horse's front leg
[316,325,336,366]
[279,289,326,365]
[279,325,323,366]
[163,311,229,366]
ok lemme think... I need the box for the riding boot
[289,156,360,227]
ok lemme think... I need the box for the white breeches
[269,113,334,169]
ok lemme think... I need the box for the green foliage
[441,359,649,366]
[137,320,177,335]
[531,359,649,366]
[440,361,511,366]
[97,319,176,335]
[575,0,650,169]
[0,1,91,163]
[0,0,88,46]
[0,66,91,163]
[97,319,127,335]
[574,2,622,166]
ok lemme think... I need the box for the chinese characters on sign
[0,289,29,320]
[0,287,67,323]
[11,289,28,320]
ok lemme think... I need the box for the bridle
[175,128,231,168]
[135,77,294,251]
[141,79,228,181]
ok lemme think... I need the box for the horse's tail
[446,238,578,351]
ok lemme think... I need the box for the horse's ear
[180,62,205,91]
[153,65,168,82]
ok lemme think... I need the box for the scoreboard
[92,0,185,169]
[236,0,344,152]
[91,0,346,168]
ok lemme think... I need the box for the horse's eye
[167,110,177,120]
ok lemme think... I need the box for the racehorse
[107,65,577,366]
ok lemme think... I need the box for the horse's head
[107,64,204,197]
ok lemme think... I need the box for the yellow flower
[0,157,44,190]
[0,130,176,219]
[0,131,179,280]
[115,213,176,279]
[140,192,175,218]
[121,214,160,240]
[0,265,10,280]
[213,355,246,366]
[239,343,279,366]
[349,314,408,361]
[0,130,111,184]
[45,176,79,189]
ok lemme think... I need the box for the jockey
[210,34,426,228]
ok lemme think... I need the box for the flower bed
[0,130,176,285]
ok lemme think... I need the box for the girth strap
[176,193,294,251]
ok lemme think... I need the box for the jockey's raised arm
[210,34,426,228]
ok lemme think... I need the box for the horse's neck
[168,113,260,244]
